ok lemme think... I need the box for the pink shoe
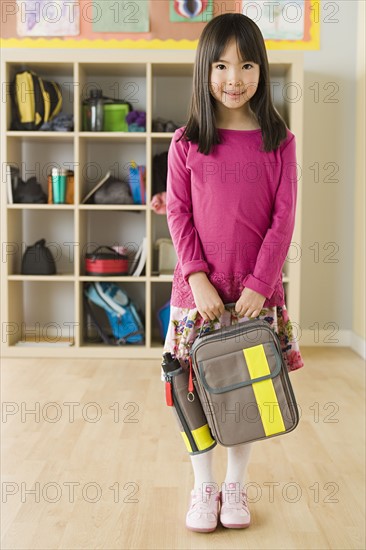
[220,482,251,529]
[186,484,220,532]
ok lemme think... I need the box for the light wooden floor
[1,347,365,550]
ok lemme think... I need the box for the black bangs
[209,15,263,66]
[234,27,263,67]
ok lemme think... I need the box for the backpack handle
[197,302,260,338]
[24,239,47,251]
[87,245,127,259]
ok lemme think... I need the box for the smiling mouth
[224,91,245,97]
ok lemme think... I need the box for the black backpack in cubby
[10,69,62,131]
[13,176,47,203]
[21,239,57,275]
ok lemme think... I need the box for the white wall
[299,1,359,340]
[353,0,365,354]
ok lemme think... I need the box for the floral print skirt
[161,303,304,381]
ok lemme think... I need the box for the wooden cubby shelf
[0,50,303,358]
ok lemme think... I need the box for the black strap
[84,294,114,345]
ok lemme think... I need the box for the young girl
[162,12,304,532]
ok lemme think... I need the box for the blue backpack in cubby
[84,282,144,345]
[157,300,171,342]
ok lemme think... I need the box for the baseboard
[301,329,366,359]
[350,331,366,359]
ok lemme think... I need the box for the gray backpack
[189,307,299,447]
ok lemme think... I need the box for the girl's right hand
[188,272,225,322]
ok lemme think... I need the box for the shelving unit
[0,50,303,358]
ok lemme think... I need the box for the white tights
[190,443,252,493]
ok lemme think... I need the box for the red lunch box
[85,246,129,276]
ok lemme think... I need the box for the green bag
[11,70,62,130]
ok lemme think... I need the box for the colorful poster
[92,1,150,33]
[3,0,319,49]
[16,0,80,36]
[243,0,306,41]
[170,0,214,22]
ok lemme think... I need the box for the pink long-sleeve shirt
[166,126,299,309]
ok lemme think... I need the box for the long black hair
[178,13,288,155]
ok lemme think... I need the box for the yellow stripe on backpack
[243,344,286,436]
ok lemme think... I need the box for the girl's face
[209,38,260,113]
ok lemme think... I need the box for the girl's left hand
[235,287,266,318]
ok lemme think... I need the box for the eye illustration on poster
[170,0,214,22]
[243,0,306,40]
[16,0,80,36]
